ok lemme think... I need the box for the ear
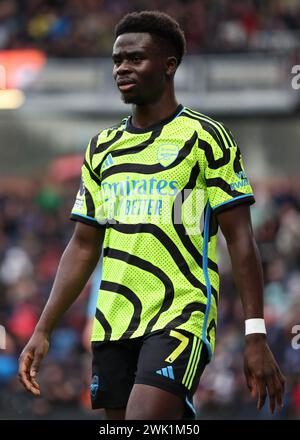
[166,56,178,77]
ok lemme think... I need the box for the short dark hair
[115,11,186,66]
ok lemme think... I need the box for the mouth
[117,80,136,92]
[118,83,136,92]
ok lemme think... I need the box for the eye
[113,58,121,66]
[132,56,141,64]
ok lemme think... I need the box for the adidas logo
[156,366,174,380]
[102,153,114,170]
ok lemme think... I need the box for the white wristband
[245,318,266,335]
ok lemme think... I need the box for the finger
[252,382,257,399]
[19,353,33,388]
[31,376,40,391]
[266,376,276,414]
[277,396,282,410]
[274,371,285,410]
[19,354,40,395]
[249,378,257,398]
[244,369,253,392]
[30,385,40,396]
[26,383,40,396]
[256,379,267,410]
[29,350,45,395]
[24,372,40,395]
[269,367,285,411]
[30,350,44,379]
[278,369,286,394]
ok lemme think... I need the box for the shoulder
[105,117,129,136]
[90,116,128,146]
[83,116,129,170]
[181,107,228,135]
[181,107,236,148]
[87,116,129,156]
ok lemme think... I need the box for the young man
[19,11,285,420]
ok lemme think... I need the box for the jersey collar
[125,104,184,134]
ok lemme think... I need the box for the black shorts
[90,328,209,419]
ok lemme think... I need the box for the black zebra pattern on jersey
[164,302,207,329]
[94,127,163,177]
[171,161,219,276]
[109,222,218,307]
[100,131,198,180]
[95,308,111,342]
[94,130,124,155]
[206,177,245,197]
[112,127,163,157]
[103,246,175,338]
[101,279,142,339]
[206,318,216,343]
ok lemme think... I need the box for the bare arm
[218,204,264,319]
[19,221,105,395]
[218,204,285,413]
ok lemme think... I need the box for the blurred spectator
[0,176,300,419]
[1,0,300,56]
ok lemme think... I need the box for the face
[112,32,170,105]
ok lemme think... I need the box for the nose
[115,60,132,76]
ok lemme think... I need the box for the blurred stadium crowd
[1,0,300,56]
[0,176,300,419]
[1,0,300,422]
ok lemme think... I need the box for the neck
[131,90,179,129]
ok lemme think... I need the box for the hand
[18,331,49,396]
[244,334,285,414]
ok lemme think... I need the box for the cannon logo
[0,325,5,349]
[90,375,99,400]
[158,144,179,167]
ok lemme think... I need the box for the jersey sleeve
[70,136,106,228]
[198,121,255,215]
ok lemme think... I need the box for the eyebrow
[112,49,145,58]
